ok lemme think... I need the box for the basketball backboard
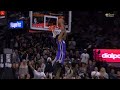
[29,11,72,33]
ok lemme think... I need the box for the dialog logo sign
[93,49,120,62]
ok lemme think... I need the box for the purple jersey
[55,39,66,64]
[57,40,66,53]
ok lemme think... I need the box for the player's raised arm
[62,28,67,40]
[58,17,66,41]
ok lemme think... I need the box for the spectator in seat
[79,63,87,79]
[69,50,74,58]
[19,60,28,78]
[28,60,34,79]
[99,67,109,79]
[116,71,120,79]
[29,61,46,79]
[12,63,18,79]
[45,57,53,79]
[75,50,80,59]
[14,41,19,49]
[12,49,20,63]
[87,60,94,78]
[19,74,25,79]
[53,61,62,79]
[109,68,117,79]
[80,49,90,64]
[65,64,73,79]
[40,59,46,72]
[73,64,79,78]
[87,43,94,61]
[91,67,100,79]
[36,53,40,60]
[68,38,76,50]
[25,74,30,79]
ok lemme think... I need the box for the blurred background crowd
[0,11,120,79]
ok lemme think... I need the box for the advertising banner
[93,49,120,63]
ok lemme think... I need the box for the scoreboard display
[29,11,72,33]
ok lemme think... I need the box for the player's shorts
[55,51,65,64]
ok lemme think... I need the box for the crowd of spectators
[1,11,120,79]
[6,31,120,79]
[72,11,120,49]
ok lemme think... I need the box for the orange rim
[48,25,56,31]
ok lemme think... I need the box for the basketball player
[52,16,67,65]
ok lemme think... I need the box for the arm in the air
[58,19,65,41]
